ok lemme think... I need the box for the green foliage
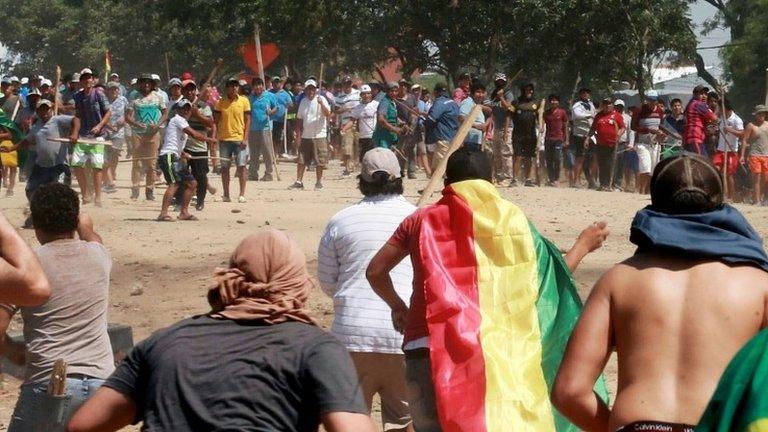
[0,0,696,100]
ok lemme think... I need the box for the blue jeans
[8,377,104,432]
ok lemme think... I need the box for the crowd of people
[0,65,767,432]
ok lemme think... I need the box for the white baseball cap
[151,73,161,82]
[361,148,402,182]
[9,76,19,83]
[613,99,625,107]
[304,79,317,88]
[360,84,371,93]
[41,79,52,87]
[20,77,28,85]
[79,68,93,76]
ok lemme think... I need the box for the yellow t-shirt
[0,140,17,168]
[214,95,251,142]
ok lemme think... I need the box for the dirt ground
[1,158,767,431]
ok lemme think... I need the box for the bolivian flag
[696,329,768,432]
[0,109,22,142]
[419,179,608,431]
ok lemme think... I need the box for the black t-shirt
[512,96,539,139]
[104,316,367,431]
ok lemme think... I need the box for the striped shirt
[318,195,416,354]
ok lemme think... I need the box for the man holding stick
[179,79,216,211]
[157,99,217,221]
[72,68,111,207]
[289,79,331,191]
[213,77,251,203]
[126,73,167,201]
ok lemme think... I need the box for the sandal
[178,214,198,221]
[156,215,175,222]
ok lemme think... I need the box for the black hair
[434,82,448,95]
[707,91,720,101]
[30,183,80,234]
[470,82,486,93]
[671,98,682,105]
[251,77,264,86]
[358,172,404,197]
[650,154,723,215]
[548,94,560,102]
[724,98,733,111]
[445,148,492,184]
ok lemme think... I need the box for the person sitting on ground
[1,183,112,432]
[552,154,768,432]
[156,98,216,222]
[68,229,377,432]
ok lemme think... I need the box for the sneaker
[509,179,519,187]
[260,175,274,182]
[524,179,537,187]
[407,173,417,180]
[314,182,324,191]
[146,189,155,201]
[222,195,231,202]
[196,202,205,211]
[22,216,33,229]
[288,181,304,190]
[238,196,247,203]
[130,187,139,200]
[103,184,117,194]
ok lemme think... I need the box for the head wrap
[207,229,317,324]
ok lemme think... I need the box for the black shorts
[158,153,194,185]
[513,135,536,158]
[568,133,588,158]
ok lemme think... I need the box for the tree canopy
[0,0,697,99]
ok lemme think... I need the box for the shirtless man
[739,105,768,205]
[552,153,768,432]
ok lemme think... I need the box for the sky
[691,0,730,67]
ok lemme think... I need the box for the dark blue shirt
[425,95,459,144]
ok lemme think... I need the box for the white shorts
[636,143,659,174]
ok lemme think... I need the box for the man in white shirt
[157,99,216,222]
[568,88,596,187]
[714,99,744,201]
[343,85,378,161]
[334,76,361,178]
[318,148,414,432]
[290,79,331,191]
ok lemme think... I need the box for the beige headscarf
[207,229,317,325]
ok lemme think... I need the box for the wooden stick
[53,66,61,116]
[764,68,768,106]
[719,88,729,198]
[205,58,224,87]
[416,104,482,207]
[319,63,324,93]
[51,137,112,146]
[47,359,67,395]
[254,23,281,181]
[535,97,546,185]
[164,52,171,82]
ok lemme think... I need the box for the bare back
[609,254,768,429]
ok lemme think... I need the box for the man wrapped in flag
[552,154,768,432]
[367,148,610,432]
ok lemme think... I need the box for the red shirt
[684,98,718,146]
[387,209,428,344]
[544,107,569,141]
[589,110,625,147]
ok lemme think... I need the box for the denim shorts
[8,376,104,432]
[219,140,249,167]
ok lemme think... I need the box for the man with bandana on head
[69,230,377,432]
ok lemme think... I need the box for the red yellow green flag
[696,329,768,432]
[418,179,608,431]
